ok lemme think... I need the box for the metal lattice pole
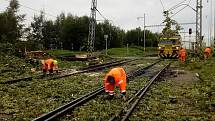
[214,0,215,50]
[196,0,203,52]
[88,0,97,55]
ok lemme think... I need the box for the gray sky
[0,0,214,47]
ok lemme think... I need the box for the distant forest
[0,0,159,54]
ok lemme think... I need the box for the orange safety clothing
[42,59,55,72]
[104,67,126,95]
[204,47,212,59]
[179,48,186,63]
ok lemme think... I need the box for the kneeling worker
[104,67,127,100]
[42,58,58,74]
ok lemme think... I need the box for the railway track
[109,62,171,121]
[0,59,135,84]
[78,59,125,70]
[32,60,161,121]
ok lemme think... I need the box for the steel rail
[109,62,171,121]
[0,76,33,84]
[33,60,161,121]
[45,59,136,80]
[79,59,125,70]
[121,62,171,121]
[33,87,104,121]
[127,60,161,81]
[0,59,133,84]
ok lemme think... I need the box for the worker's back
[179,48,186,57]
[204,47,212,59]
[204,47,211,54]
[105,67,126,86]
[45,59,54,65]
[42,58,55,73]
[104,67,127,98]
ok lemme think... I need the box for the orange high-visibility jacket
[104,67,126,93]
[180,48,186,57]
[204,48,211,54]
[43,59,54,71]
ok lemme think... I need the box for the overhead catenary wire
[168,0,188,11]
[4,0,57,18]
[95,8,115,25]
[156,0,190,28]
[145,22,195,28]
[159,0,165,11]
[95,8,108,21]
[170,0,192,18]
[20,4,57,18]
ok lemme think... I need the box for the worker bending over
[104,67,127,100]
[179,48,186,63]
[204,47,212,59]
[42,58,58,74]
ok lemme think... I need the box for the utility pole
[144,13,146,52]
[137,14,146,52]
[209,0,212,46]
[214,0,215,51]
[214,0,215,46]
[104,35,108,55]
[88,0,97,55]
[136,18,141,46]
[196,0,203,52]
[189,34,191,49]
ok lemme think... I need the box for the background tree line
[0,0,159,54]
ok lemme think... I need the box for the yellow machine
[158,10,182,58]
[158,34,181,58]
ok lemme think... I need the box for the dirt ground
[169,66,199,85]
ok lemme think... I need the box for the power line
[170,0,192,18]
[96,8,115,25]
[168,0,187,11]
[19,4,57,18]
[145,22,195,28]
[4,0,57,18]
[159,0,165,11]
[95,8,108,20]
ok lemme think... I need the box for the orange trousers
[180,56,186,63]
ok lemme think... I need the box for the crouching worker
[41,58,58,74]
[104,67,127,100]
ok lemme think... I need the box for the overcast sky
[0,0,214,46]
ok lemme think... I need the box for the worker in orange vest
[204,47,212,59]
[41,58,58,74]
[179,48,186,63]
[104,67,127,100]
